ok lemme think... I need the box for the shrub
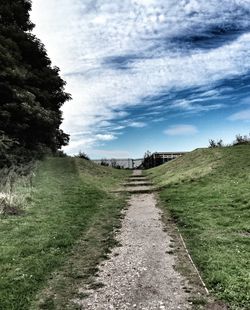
[55,150,68,157]
[233,134,250,146]
[75,151,89,160]
[209,139,223,148]
[100,159,109,167]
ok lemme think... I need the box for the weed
[0,162,35,215]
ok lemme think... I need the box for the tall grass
[0,162,35,215]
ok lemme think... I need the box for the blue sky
[31,0,250,158]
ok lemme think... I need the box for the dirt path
[75,170,192,309]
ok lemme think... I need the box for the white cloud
[63,137,96,155]
[170,99,225,113]
[63,133,116,154]
[30,0,250,153]
[112,125,125,130]
[128,121,147,128]
[95,134,117,141]
[228,109,250,121]
[164,125,198,136]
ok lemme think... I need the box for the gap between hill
[73,170,222,310]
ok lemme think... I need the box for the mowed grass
[147,145,250,310]
[0,157,130,310]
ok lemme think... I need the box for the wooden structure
[93,152,187,169]
[143,152,187,169]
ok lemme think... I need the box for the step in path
[117,172,157,194]
[75,170,192,309]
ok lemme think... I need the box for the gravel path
[75,171,191,309]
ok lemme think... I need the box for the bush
[75,151,89,160]
[208,139,223,148]
[100,159,109,167]
[99,159,123,169]
[55,150,68,157]
[233,134,250,146]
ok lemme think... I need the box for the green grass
[0,157,130,310]
[147,145,250,310]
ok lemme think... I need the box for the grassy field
[0,157,130,309]
[147,145,250,310]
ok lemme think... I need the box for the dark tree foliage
[0,0,71,166]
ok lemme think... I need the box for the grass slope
[147,145,250,310]
[0,157,129,310]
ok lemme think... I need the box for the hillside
[147,145,250,309]
[0,157,130,309]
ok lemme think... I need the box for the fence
[93,158,143,169]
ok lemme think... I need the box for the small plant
[217,139,223,147]
[233,134,250,146]
[208,139,223,148]
[0,193,22,215]
[75,151,90,160]
[0,163,35,215]
[100,159,109,167]
[208,139,216,148]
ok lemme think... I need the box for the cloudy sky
[31,0,250,158]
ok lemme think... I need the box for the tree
[0,0,71,166]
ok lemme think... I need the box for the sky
[31,0,250,159]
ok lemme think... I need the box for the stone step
[125,186,158,193]
[128,174,146,178]
[127,177,149,182]
[112,185,158,194]
[117,185,157,193]
[123,182,152,187]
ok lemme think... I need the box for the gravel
[74,171,191,309]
